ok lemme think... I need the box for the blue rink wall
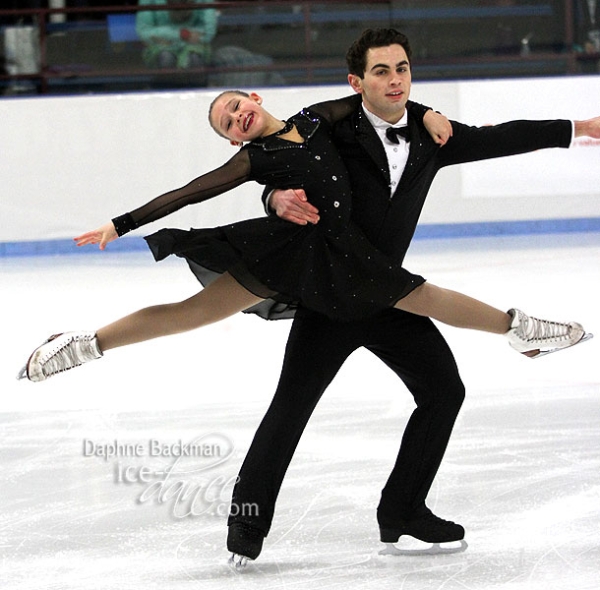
[1,76,599,257]
[3,217,600,259]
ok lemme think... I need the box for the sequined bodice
[245,110,352,235]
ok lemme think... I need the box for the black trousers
[228,307,466,535]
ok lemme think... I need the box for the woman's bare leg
[394,282,511,334]
[97,272,264,351]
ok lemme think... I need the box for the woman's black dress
[112,100,425,321]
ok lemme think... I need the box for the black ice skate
[379,511,467,556]
[227,522,265,570]
[506,308,592,358]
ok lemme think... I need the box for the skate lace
[40,335,97,377]
[518,315,570,345]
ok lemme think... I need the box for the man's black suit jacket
[332,104,572,263]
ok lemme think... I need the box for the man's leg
[364,309,466,541]
[227,309,362,557]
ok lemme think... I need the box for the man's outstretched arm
[440,115,600,168]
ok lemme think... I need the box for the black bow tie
[385,125,410,144]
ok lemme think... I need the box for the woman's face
[211,92,273,144]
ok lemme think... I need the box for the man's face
[348,44,411,124]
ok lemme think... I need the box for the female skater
[18,91,586,381]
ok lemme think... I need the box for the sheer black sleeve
[307,94,432,126]
[111,149,252,236]
[406,100,433,123]
[306,94,363,125]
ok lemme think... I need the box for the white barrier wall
[1,76,599,245]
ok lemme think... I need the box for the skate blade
[228,553,251,571]
[379,539,468,556]
[16,364,28,381]
[531,332,593,359]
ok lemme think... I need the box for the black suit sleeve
[438,119,572,168]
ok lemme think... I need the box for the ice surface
[1,233,599,589]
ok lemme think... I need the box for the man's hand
[74,222,118,251]
[270,189,320,225]
[574,116,600,139]
[423,109,453,146]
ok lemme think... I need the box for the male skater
[227,28,600,566]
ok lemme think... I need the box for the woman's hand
[423,109,453,146]
[74,222,118,250]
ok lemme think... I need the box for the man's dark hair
[345,28,412,78]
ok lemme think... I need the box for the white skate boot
[17,332,103,382]
[506,309,591,358]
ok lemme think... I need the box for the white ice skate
[506,309,592,358]
[17,331,103,382]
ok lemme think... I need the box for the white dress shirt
[361,104,410,197]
